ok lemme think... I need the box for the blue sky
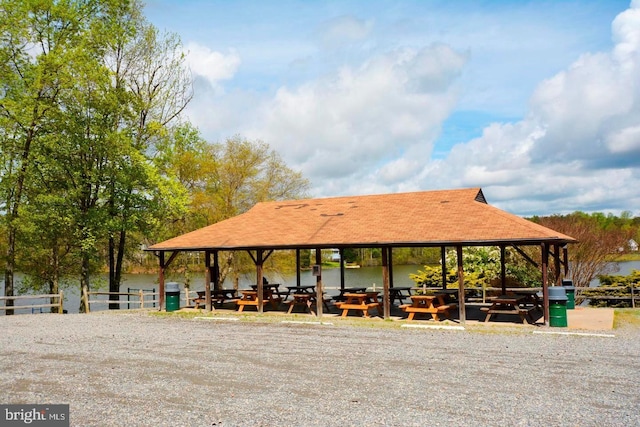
[145,0,640,216]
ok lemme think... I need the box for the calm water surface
[3,262,640,314]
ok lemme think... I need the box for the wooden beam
[315,248,323,317]
[388,248,394,289]
[456,245,466,325]
[256,250,264,313]
[158,252,165,311]
[339,248,346,291]
[500,245,507,294]
[541,243,549,326]
[511,245,538,268]
[382,247,391,319]
[213,250,220,290]
[296,249,301,287]
[204,250,212,312]
[554,244,561,287]
[441,246,447,289]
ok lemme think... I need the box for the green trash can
[562,279,575,310]
[165,282,180,312]
[549,286,568,327]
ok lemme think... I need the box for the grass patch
[614,308,640,328]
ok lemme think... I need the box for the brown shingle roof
[148,188,575,251]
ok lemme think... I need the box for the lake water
[3,261,639,314]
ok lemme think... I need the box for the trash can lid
[549,286,568,301]
[562,279,575,290]
[166,282,180,292]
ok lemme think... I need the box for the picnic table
[193,289,238,308]
[333,287,367,302]
[511,289,542,309]
[335,292,382,318]
[236,287,282,312]
[481,294,534,324]
[389,286,413,305]
[400,294,457,321]
[285,285,331,314]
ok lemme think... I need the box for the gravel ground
[1,311,639,427]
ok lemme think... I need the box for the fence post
[59,290,64,314]
[632,283,636,309]
[139,289,144,309]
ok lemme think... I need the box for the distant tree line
[409,212,639,290]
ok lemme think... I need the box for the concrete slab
[567,307,614,330]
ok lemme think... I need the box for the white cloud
[247,44,466,195]
[184,42,240,90]
[423,1,640,215]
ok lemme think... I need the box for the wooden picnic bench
[481,294,534,324]
[334,292,382,318]
[287,294,316,315]
[236,289,282,312]
[193,289,238,308]
[400,294,457,321]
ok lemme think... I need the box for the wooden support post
[296,249,301,287]
[315,248,323,317]
[256,250,264,313]
[204,250,212,312]
[213,250,220,291]
[541,243,549,326]
[382,247,391,319]
[158,251,165,312]
[554,244,561,286]
[500,245,507,294]
[339,249,346,291]
[456,245,466,325]
[441,246,447,289]
[563,245,569,277]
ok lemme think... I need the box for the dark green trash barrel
[165,282,180,312]
[549,286,568,327]
[562,279,575,310]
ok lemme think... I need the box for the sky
[144,0,640,216]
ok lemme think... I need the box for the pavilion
[147,188,576,325]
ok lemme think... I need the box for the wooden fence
[0,292,64,314]
[576,285,638,308]
[82,289,159,313]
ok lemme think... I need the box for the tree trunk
[108,235,119,309]
[49,244,60,313]
[79,253,91,313]
[3,227,16,315]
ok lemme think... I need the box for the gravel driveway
[1,312,639,426]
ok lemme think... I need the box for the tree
[1,0,191,312]
[0,0,94,313]
[154,133,310,286]
[532,213,630,288]
[410,246,541,288]
[100,10,192,306]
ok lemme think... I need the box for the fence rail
[82,289,159,313]
[576,285,638,308]
[0,292,64,313]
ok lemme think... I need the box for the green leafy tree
[0,0,94,312]
[410,246,540,289]
[532,213,630,288]
[153,133,310,286]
